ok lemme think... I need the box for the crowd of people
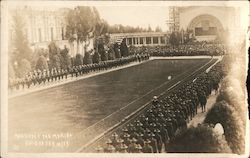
[97,62,223,153]
[129,42,226,56]
[8,54,150,91]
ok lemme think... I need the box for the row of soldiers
[8,54,150,91]
[129,43,225,57]
[98,62,223,153]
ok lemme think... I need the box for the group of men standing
[8,54,150,91]
[99,62,223,153]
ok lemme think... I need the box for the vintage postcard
[1,0,249,158]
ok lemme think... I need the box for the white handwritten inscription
[12,133,73,151]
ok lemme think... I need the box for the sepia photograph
[1,0,249,158]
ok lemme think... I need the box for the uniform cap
[106,139,112,144]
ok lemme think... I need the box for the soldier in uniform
[119,143,128,153]
[128,137,137,153]
[95,145,103,153]
[148,132,158,153]
[123,133,132,147]
[142,139,153,153]
[111,132,119,148]
[103,139,115,153]
[152,96,159,106]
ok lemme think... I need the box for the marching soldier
[142,139,153,153]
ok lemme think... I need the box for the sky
[95,6,169,31]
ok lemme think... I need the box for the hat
[154,129,161,133]
[153,96,158,99]
[106,139,112,144]
[136,144,142,150]
[107,145,115,151]
[144,139,151,144]
[132,137,137,142]
[117,138,124,143]
[112,132,118,138]
[121,143,128,149]
[122,128,129,132]
[123,133,130,138]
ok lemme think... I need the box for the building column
[143,37,146,45]
[151,37,153,45]
[158,37,161,45]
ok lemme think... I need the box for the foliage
[35,55,48,71]
[167,124,232,153]
[15,59,32,78]
[60,46,71,69]
[155,26,162,32]
[108,24,149,34]
[11,11,32,62]
[108,46,115,60]
[92,51,101,64]
[48,42,61,69]
[169,32,181,47]
[114,43,121,58]
[204,101,245,154]
[75,53,83,66]
[120,40,129,57]
[66,6,102,55]
[83,51,92,65]
[98,43,107,61]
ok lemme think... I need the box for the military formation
[8,54,150,91]
[129,42,226,56]
[98,62,223,153]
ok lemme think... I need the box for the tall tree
[65,6,100,55]
[60,46,71,69]
[48,42,61,69]
[11,10,33,77]
[36,55,48,71]
[155,26,162,32]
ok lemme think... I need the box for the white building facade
[8,6,94,57]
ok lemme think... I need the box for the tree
[147,25,152,32]
[114,43,121,58]
[10,10,33,77]
[11,11,32,63]
[66,6,100,55]
[83,51,92,65]
[98,43,107,61]
[169,32,181,48]
[204,101,245,154]
[120,40,129,57]
[15,59,32,78]
[35,55,48,71]
[167,124,232,153]
[48,42,61,69]
[60,46,71,69]
[92,51,101,64]
[155,26,162,32]
[108,46,116,60]
[75,54,83,66]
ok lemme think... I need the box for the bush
[108,47,115,60]
[83,52,92,65]
[60,47,71,69]
[204,101,245,154]
[92,52,101,64]
[167,124,231,153]
[75,53,83,66]
[35,55,48,71]
[16,59,31,78]
[216,77,247,128]
[114,43,121,58]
